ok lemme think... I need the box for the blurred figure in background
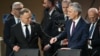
[41,0,61,56]
[98,6,100,18]
[3,2,24,56]
[55,0,63,13]
[88,8,100,56]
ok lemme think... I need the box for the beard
[45,7,50,11]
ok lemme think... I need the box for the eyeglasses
[14,8,22,11]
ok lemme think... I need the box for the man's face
[20,12,32,24]
[62,2,69,15]
[43,0,50,8]
[67,6,78,20]
[88,11,98,23]
[12,4,23,18]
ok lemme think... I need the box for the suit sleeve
[92,23,100,46]
[37,24,51,46]
[9,27,17,48]
[3,20,11,47]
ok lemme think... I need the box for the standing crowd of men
[3,0,100,56]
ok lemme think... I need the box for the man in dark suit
[3,2,24,56]
[52,0,71,47]
[50,2,89,56]
[57,0,71,32]
[88,8,100,56]
[41,0,62,56]
[9,8,50,54]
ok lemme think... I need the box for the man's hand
[61,39,68,46]
[43,44,51,51]
[50,37,57,44]
[13,45,20,52]
[88,40,91,45]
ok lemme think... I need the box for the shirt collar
[49,7,55,16]
[73,16,81,26]
[14,16,19,23]
[21,21,30,27]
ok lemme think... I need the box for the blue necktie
[89,23,95,37]
[25,25,30,41]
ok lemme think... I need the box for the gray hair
[69,2,82,15]
[88,8,98,14]
[62,0,71,3]
[12,2,24,9]
[19,8,31,15]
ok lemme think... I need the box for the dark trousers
[88,48,100,56]
[6,46,14,56]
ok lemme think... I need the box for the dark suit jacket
[41,9,61,37]
[91,19,100,49]
[10,22,50,49]
[41,9,62,56]
[57,17,89,56]
[3,14,16,56]
[3,15,15,46]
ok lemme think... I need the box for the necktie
[25,25,30,41]
[89,23,95,37]
[72,21,75,35]
[17,19,20,23]
[65,16,68,21]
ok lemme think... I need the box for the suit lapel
[29,24,34,42]
[71,17,82,37]
[67,20,72,38]
[92,20,100,39]
[18,23,27,41]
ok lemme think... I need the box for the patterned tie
[25,25,30,41]
[72,21,75,35]
[89,23,95,37]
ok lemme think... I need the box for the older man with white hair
[50,2,89,56]
[88,8,100,56]
[3,1,24,56]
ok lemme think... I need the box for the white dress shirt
[70,16,81,36]
[88,22,97,49]
[89,22,97,39]
[14,16,20,24]
[49,7,55,16]
[21,21,31,38]
[64,14,68,21]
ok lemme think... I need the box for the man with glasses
[3,2,24,56]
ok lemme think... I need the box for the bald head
[88,8,98,23]
[88,8,98,14]
[12,2,24,9]
[62,0,71,3]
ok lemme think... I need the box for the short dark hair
[48,0,55,6]
[19,8,31,15]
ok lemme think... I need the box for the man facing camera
[50,2,89,56]
[9,8,50,54]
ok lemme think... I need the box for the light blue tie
[89,23,95,37]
